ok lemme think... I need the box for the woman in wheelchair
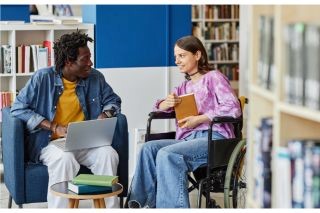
[128,35,241,208]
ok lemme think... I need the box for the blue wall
[83,5,191,68]
[0,5,29,22]
[0,5,191,68]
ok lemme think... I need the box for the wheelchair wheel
[224,139,247,208]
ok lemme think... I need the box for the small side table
[50,181,123,208]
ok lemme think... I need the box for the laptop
[51,117,117,152]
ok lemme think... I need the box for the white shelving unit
[247,5,320,208]
[192,5,240,93]
[0,23,94,100]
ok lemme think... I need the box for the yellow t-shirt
[51,77,85,139]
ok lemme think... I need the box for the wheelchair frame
[125,97,248,208]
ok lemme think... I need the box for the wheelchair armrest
[211,116,242,125]
[145,111,176,142]
[209,116,243,142]
[148,111,176,120]
[1,107,26,200]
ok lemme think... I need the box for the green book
[72,174,118,187]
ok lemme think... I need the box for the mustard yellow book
[72,174,118,187]
[174,93,198,127]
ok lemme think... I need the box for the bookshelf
[192,5,240,93]
[0,23,94,110]
[0,23,94,167]
[247,5,320,208]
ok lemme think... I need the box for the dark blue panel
[168,5,192,66]
[0,5,30,22]
[95,5,167,68]
[83,5,191,68]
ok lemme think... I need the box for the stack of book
[68,174,118,195]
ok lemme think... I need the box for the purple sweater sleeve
[203,71,241,120]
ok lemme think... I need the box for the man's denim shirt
[10,67,122,163]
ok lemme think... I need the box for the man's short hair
[53,30,93,72]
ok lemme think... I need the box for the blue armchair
[1,107,128,208]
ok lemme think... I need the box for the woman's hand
[159,93,181,110]
[178,115,210,129]
[178,116,200,129]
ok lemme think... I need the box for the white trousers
[40,143,119,208]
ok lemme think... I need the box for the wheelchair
[126,96,248,208]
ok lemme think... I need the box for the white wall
[100,66,184,178]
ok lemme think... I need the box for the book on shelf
[37,47,48,69]
[305,24,320,110]
[258,16,275,91]
[253,117,273,208]
[72,174,118,187]
[174,93,198,127]
[0,91,13,122]
[67,181,112,195]
[43,41,52,66]
[292,23,307,106]
[30,15,81,25]
[274,147,292,208]
[2,45,12,74]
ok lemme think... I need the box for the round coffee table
[50,181,123,208]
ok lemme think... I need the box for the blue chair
[1,107,128,208]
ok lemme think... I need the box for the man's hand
[55,124,67,137]
[97,112,108,119]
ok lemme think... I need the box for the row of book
[206,43,239,62]
[253,117,273,208]
[204,22,239,41]
[0,91,13,122]
[275,140,320,208]
[68,174,118,194]
[192,5,240,20]
[204,5,239,19]
[284,23,320,111]
[218,65,239,81]
[16,42,50,74]
[257,16,275,92]
[0,41,51,74]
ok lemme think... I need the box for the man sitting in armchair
[10,30,121,208]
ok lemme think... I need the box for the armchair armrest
[1,107,25,202]
[111,113,129,196]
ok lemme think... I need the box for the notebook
[174,93,198,127]
[51,117,117,152]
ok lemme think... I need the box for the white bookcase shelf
[247,5,320,208]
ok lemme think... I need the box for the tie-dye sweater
[154,70,241,140]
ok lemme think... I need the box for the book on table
[174,93,198,127]
[72,174,118,187]
[68,181,112,195]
